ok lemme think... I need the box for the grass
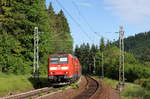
[0,73,81,97]
[70,82,79,89]
[102,77,118,89]
[121,82,150,99]
[0,73,34,96]
[92,76,118,88]
[93,76,150,99]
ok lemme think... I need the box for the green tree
[0,1,73,74]
[99,37,105,51]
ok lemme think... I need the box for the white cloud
[104,0,150,23]
[78,2,92,7]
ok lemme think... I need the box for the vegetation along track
[1,87,55,99]
[73,76,99,99]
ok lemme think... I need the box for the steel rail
[1,87,54,99]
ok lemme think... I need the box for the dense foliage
[0,1,73,74]
[114,31,150,63]
[0,1,149,91]
[74,43,98,74]
[135,78,150,90]
[75,37,150,83]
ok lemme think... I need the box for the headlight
[61,67,69,70]
[64,72,69,74]
[49,67,57,70]
[50,72,54,74]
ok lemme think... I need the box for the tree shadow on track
[28,77,52,89]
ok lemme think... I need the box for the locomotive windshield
[50,55,68,64]
[59,56,68,64]
[50,56,59,64]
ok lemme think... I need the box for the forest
[0,0,73,74]
[74,32,150,90]
[0,0,149,90]
[113,31,150,63]
[124,31,150,62]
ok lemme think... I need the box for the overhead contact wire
[55,0,94,42]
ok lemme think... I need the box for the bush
[125,64,150,82]
[135,78,150,90]
[122,82,150,99]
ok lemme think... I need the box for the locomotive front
[48,54,73,84]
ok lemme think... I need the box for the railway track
[1,76,100,99]
[1,87,56,99]
[73,76,99,99]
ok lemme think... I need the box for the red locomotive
[48,54,81,85]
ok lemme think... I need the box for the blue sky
[46,0,150,46]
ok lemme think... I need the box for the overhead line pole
[33,27,39,79]
[117,26,125,91]
[93,56,96,74]
[101,52,104,78]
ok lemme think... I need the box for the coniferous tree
[0,1,73,74]
[106,40,111,49]
[99,37,105,51]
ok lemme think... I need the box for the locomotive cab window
[59,56,68,64]
[50,55,68,64]
[50,56,59,64]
